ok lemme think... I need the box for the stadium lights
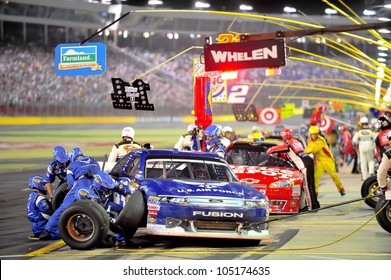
[283,6,297,13]
[195,2,210,8]
[378,17,391,21]
[378,46,388,51]
[378,29,391,33]
[239,5,253,11]
[148,0,163,5]
[385,4,391,8]
[378,52,388,57]
[325,8,338,15]
[363,9,376,16]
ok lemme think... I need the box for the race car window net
[145,159,238,182]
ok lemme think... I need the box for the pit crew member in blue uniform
[66,147,101,189]
[26,175,53,239]
[44,146,69,201]
[203,124,227,160]
[39,171,132,241]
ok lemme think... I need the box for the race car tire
[361,175,380,209]
[115,190,146,240]
[59,200,110,250]
[375,198,391,234]
[52,182,70,211]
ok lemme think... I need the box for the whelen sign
[204,39,286,72]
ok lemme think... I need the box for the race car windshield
[145,158,239,182]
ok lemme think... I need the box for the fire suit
[43,178,131,239]
[26,189,53,237]
[66,155,101,189]
[267,138,320,210]
[44,159,68,199]
[305,135,345,195]
[108,140,142,162]
[375,128,391,162]
[174,133,203,151]
[339,129,359,173]
[206,141,227,160]
[377,149,391,190]
[352,127,376,180]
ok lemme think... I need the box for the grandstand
[0,0,388,117]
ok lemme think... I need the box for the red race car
[226,137,305,214]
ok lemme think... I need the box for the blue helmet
[29,175,47,195]
[92,171,116,195]
[69,147,84,162]
[203,125,222,146]
[53,146,69,164]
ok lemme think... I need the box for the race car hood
[138,179,266,200]
[229,164,303,185]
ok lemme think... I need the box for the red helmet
[280,128,293,140]
[338,125,347,133]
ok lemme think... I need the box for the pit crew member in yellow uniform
[305,126,346,196]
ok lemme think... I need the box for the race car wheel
[115,190,146,240]
[361,175,380,209]
[52,182,70,211]
[59,200,110,250]
[375,198,391,234]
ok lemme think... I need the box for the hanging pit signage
[204,39,286,72]
[55,42,106,76]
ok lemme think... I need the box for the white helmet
[252,125,259,132]
[122,127,135,139]
[187,124,196,132]
[222,126,233,133]
[360,117,368,124]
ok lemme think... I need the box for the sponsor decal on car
[193,211,244,218]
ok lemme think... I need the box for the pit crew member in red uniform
[377,130,391,195]
[375,115,391,162]
[267,128,320,211]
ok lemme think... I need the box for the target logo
[257,107,281,125]
[319,116,335,134]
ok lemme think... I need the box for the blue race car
[112,149,270,244]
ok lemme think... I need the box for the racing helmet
[252,125,260,132]
[308,126,320,135]
[122,127,135,139]
[378,115,391,130]
[222,126,233,133]
[360,117,369,124]
[29,175,47,195]
[69,147,84,162]
[53,146,69,164]
[280,128,293,140]
[92,171,116,195]
[187,124,199,135]
[338,125,347,133]
[194,164,208,179]
[203,125,222,146]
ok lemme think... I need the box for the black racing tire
[59,200,110,250]
[115,190,146,240]
[361,175,381,209]
[52,182,70,211]
[375,198,391,234]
